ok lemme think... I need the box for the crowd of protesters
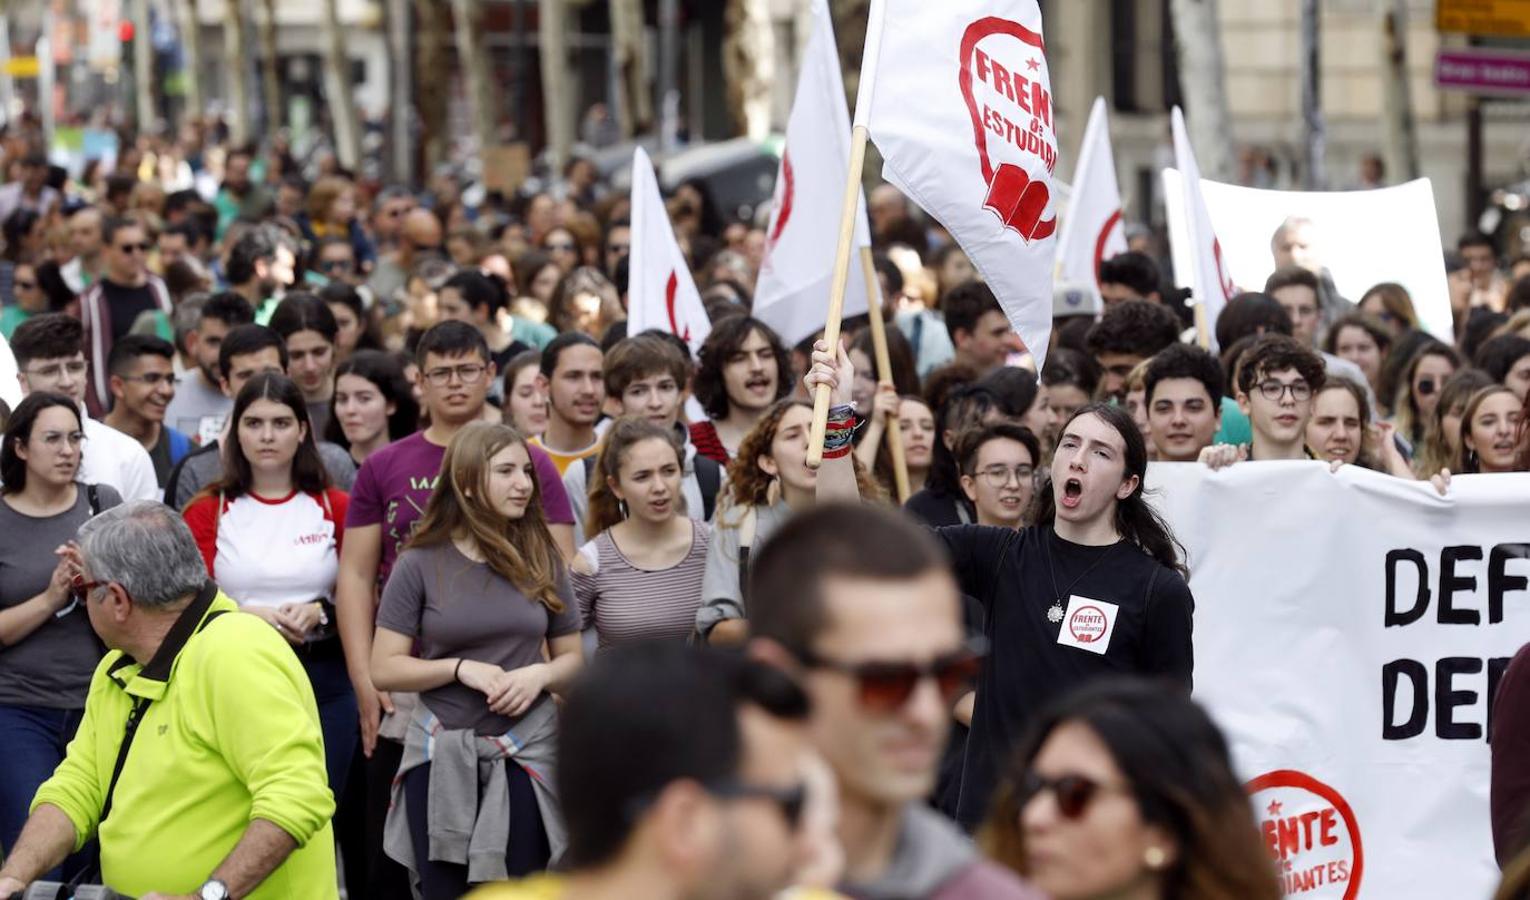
[0,116,1526,900]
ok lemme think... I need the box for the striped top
[572,520,711,650]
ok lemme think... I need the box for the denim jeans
[299,649,359,800]
[0,704,85,877]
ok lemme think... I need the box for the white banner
[753,0,873,346]
[1163,169,1454,343]
[1146,462,1530,899]
[1055,96,1126,307]
[627,147,710,355]
[857,0,1059,368]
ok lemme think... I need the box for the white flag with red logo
[753,0,873,346]
[1168,106,1237,349]
[627,146,710,355]
[856,0,1059,368]
[1055,97,1126,309]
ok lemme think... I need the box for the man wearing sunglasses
[466,643,814,900]
[79,218,172,418]
[747,504,1040,899]
[0,501,337,900]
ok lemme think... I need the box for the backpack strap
[694,455,721,521]
[87,483,101,517]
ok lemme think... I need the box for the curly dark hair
[1085,300,1183,359]
[693,317,791,420]
[1234,334,1327,397]
[721,399,883,510]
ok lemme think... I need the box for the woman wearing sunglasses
[180,373,355,799]
[979,679,1280,900]
[0,392,121,872]
[1392,342,1462,449]
[807,341,1194,832]
[371,422,583,897]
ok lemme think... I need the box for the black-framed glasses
[794,638,987,713]
[706,778,808,830]
[1017,771,1129,820]
[117,242,150,254]
[1256,380,1312,402]
[976,464,1034,488]
[423,363,488,386]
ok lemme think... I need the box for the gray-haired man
[0,501,338,900]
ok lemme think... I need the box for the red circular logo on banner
[1093,208,1123,290]
[1246,769,1363,899]
[1067,605,1107,643]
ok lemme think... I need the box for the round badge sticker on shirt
[1056,595,1119,655]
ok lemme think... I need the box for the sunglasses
[706,778,808,830]
[117,242,150,253]
[71,574,109,607]
[795,639,986,713]
[1018,771,1127,820]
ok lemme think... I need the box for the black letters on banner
[1439,546,1483,626]
[1489,544,1530,624]
[1385,549,1430,628]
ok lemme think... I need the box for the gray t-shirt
[0,483,123,708]
[376,541,580,735]
[164,371,232,446]
[165,438,357,510]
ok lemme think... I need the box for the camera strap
[99,582,226,824]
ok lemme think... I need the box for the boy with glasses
[956,423,1041,530]
[746,504,1041,898]
[1202,334,1327,466]
[103,334,192,487]
[10,314,158,500]
[79,217,172,417]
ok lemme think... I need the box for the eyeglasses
[116,242,150,254]
[71,574,109,607]
[1017,771,1129,820]
[1416,378,1437,397]
[794,639,986,713]
[423,363,488,386]
[1255,380,1312,402]
[26,360,88,380]
[706,778,808,831]
[976,464,1034,488]
[320,258,354,273]
[119,372,175,387]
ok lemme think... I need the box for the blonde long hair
[407,422,565,612]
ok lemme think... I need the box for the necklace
[1043,527,1119,624]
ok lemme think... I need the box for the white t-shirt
[82,417,159,501]
[183,489,346,608]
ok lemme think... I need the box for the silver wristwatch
[199,879,230,900]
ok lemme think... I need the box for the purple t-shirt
[346,431,574,584]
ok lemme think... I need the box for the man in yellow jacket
[0,501,337,900]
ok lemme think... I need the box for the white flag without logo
[1055,96,1126,309]
[627,147,710,356]
[753,0,874,347]
[1169,106,1237,349]
[856,0,1060,369]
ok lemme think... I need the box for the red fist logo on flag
[984,163,1056,242]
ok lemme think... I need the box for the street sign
[1437,0,1530,38]
[1435,47,1530,95]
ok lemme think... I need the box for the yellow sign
[2,56,40,78]
[1438,0,1530,38]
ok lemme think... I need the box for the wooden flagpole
[806,123,871,469]
[860,245,910,501]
